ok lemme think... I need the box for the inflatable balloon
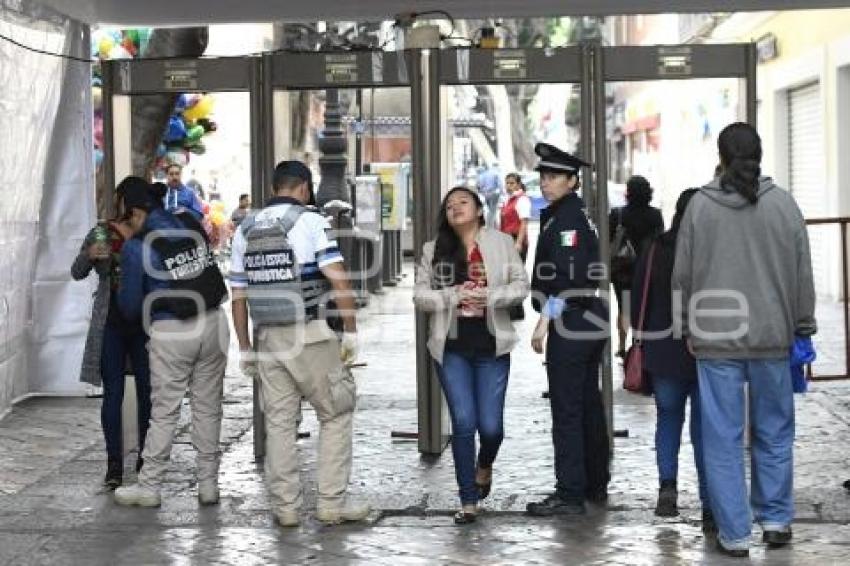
[137,28,151,54]
[183,94,214,122]
[121,36,137,57]
[175,93,193,112]
[92,86,102,108]
[197,118,217,132]
[186,124,205,143]
[94,115,104,148]
[164,116,187,143]
[202,202,211,215]
[97,36,114,58]
[124,29,140,49]
[165,150,189,167]
[210,211,226,227]
[211,201,226,213]
[108,45,132,60]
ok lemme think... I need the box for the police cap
[533,142,591,175]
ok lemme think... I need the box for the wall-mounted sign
[163,61,198,90]
[325,54,358,83]
[756,33,779,63]
[493,50,527,80]
[657,46,692,77]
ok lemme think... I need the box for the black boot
[526,493,586,516]
[104,460,122,489]
[654,480,678,517]
[135,456,144,474]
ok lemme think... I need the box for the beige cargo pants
[139,308,229,489]
[256,321,356,514]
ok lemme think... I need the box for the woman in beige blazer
[413,186,529,524]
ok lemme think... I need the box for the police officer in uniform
[229,161,368,527]
[113,177,229,508]
[525,143,611,516]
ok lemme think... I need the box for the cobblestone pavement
[1,266,850,565]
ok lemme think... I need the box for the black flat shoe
[763,528,792,548]
[453,511,477,525]
[526,494,586,517]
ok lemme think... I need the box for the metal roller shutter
[788,82,827,295]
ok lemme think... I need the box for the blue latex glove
[543,296,565,319]
[790,336,816,393]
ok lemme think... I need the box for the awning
[39,1,850,26]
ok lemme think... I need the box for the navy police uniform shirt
[531,191,600,313]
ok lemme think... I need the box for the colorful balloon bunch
[90,28,218,172]
[93,28,151,61]
[155,93,218,170]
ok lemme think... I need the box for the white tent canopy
[39,0,850,25]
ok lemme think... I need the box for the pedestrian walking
[672,122,816,557]
[499,172,532,320]
[609,175,664,358]
[414,185,528,524]
[630,188,712,528]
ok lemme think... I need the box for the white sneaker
[274,509,300,527]
[114,483,161,507]
[316,501,371,524]
[198,481,220,505]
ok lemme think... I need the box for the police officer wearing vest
[112,177,229,508]
[229,160,368,527]
[526,143,611,517]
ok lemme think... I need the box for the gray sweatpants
[139,308,229,489]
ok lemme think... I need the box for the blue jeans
[698,359,794,550]
[653,374,707,504]
[101,323,152,462]
[436,351,510,505]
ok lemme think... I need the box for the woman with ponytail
[672,122,816,557]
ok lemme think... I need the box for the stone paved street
[1,264,850,565]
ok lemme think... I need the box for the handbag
[611,208,637,285]
[623,242,655,394]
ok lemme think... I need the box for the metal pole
[580,42,596,219]
[411,48,447,455]
[249,55,270,460]
[101,60,116,219]
[593,42,614,452]
[746,42,758,128]
[843,221,849,378]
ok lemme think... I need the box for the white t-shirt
[229,200,342,290]
[514,193,532,220]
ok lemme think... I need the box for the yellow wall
[739,9,850,64]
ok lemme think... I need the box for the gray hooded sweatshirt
[672,176,816,360]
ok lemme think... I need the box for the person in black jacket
[526,143,610,517]
[630,188,712,530]
[609,175,664,358]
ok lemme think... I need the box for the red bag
[623,243,656,394]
